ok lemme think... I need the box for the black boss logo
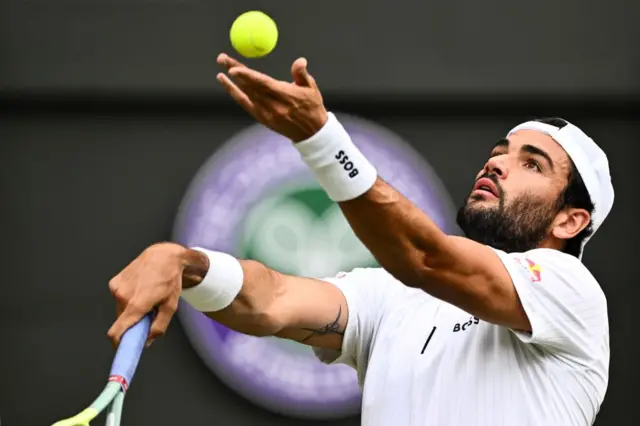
[453,316,480,332]
[335,150,360,178]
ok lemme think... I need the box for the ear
[551,208,591,240]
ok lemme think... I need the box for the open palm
[216,53,329,142]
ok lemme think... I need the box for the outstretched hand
[216,53,329,142]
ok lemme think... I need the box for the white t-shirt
[314,248,609,426]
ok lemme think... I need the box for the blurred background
[0,1,638,425]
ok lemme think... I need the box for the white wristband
[294,112,378,202]
[180,248,244,312]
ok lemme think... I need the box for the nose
[485,155,508,179]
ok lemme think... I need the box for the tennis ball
[229,11,278,58]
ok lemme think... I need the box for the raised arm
[292,112,529,332]
[338,178,529,331]
[107,242,348,350]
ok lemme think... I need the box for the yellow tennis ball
[229,11,278,58]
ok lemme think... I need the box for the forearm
[179,247,286,336]
[207,260,287,336]
[339,178,450,287]
[178,245,348,348]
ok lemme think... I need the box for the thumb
[291,57,316,88]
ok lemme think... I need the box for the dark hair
[535,118,595,257]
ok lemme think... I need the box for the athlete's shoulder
[325,266,420,296]
[328,267,402,286]
[522,248,592,275]
[515,248,605,300]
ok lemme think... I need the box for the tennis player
[107,54,613,426]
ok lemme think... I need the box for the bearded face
[456,172,562,253]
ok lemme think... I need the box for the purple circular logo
[172,113,457,419]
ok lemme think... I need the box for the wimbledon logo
[172,113,457,419]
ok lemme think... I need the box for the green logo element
[241,186,377,278]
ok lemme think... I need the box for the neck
[535,236,564,252]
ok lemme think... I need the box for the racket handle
[108,312,153,392]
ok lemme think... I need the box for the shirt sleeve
[312,267,401,379]
[492,248,609,358]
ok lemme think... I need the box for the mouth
[472,177,499,198]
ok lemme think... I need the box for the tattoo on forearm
[299,306,345,343]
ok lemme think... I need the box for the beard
[456,174,561,253]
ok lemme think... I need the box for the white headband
[507,121,614,258]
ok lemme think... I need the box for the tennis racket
[51,313,153,426]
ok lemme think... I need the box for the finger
[110,277,126,321]
[107,303,148,348]
[227,69,285,107]
[291,57,317,89]
[110,284,131,307]
[108,277,119,295]
[217,72,255,112]
[115,302,124,318]
[229,67,281,93]
[146,298,178,347]
[216,53,269,100]
[111,285,131,321]
[217,53,246,70]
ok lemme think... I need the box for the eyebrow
[491,138,555,172]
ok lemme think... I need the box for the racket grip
[108,312,153,392]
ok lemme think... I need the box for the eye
[524,159,542,172]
